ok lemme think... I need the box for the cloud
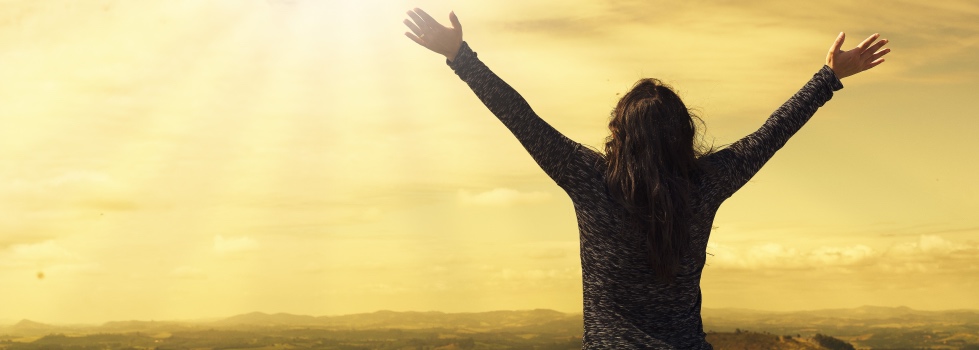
[457,188,551,206]
[301,262,325,274]
[0,240,82,268]
[709,242,807,270]
[0,232,55,251]
[523,241,579,260]
[527,248,571,260]
[0,171,138,212]
[708,242,879,270]
[0,240,101,275]
[876,235,978,273]
[497,16,608,38]
[808,245,877,266]
[429,265,449,274]
[889,234,968,256]
[708,235,979,273]
[488,0,979,87]
[361,283,409,295]
[359,207,382,220]
[170,266,206,280]
[213,235,259,254]
[46,262,103,275]
[493,268,581,281]
[480,267,583,291]
[8,240,76,260]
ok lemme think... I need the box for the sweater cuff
[446,41,475,71]
[820,65,845,91]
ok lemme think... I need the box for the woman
[403,8,889,350]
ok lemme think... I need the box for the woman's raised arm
[403,9,582,189]
[705,32,890,198]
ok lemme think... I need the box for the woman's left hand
[404,8,463,62]
[826,32,890,79]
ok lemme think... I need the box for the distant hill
[212,309,576,331]
[322,309,572,330]
[7,320,57,336]
[0,326,854,350]
[98,320,197,334]
[706,330,845,350]
[1,306,977,349]
[701,306,979,349]
[702,305,979,331]
[217,312,318,327]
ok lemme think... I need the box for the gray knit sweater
[447,42,844,349]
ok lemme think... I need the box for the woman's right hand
[826,32,891,79]
[404,8,463,62]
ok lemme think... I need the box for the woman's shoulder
[555,144,611,195]
[579,145,611,181]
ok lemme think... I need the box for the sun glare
[2,0,977,328]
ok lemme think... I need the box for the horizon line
[5,304,979,326]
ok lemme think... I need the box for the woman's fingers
[867,57,886,69]
[863,38,888,57]
[855,33,880,50]
[865,46,890,70]
[830,32,846,54]
[403,8,462,61]
[404,32,426,47]
[404,18,424,37]
[449,11,462,31]
[868,48,891,62]
[414,8,442,30]
[406,10,429,31]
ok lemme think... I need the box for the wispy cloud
[0,171,138,212]
[214,235,260,255]
[0,230,56,250]
[708,235,979,272]
[457,188,551,206]
[523,241,579,260]
[493,268,581,281]
[0,240,82,268]
[0,240,102,276]
[484,268,583,290]
[487,0,979,86]
[170,266,207,280]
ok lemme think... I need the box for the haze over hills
[213,308,574,330]
[702,305,979,331]
[6,320,56,335]
[5,305,977,329]
[1,309,582,335]
[2,306,978,349]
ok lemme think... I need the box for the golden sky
[1,0,978,324]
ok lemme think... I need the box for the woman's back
[563,146,719,349]
[555,63,843,348]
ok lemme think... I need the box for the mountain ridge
[2,307,976,349]
[0,305,979,330]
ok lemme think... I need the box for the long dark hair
[604,78,713,282]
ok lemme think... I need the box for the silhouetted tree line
[0,330,585,350]
[813,333,855,350]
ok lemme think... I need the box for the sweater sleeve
[705,65,844,198]
[447,42,581,189]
